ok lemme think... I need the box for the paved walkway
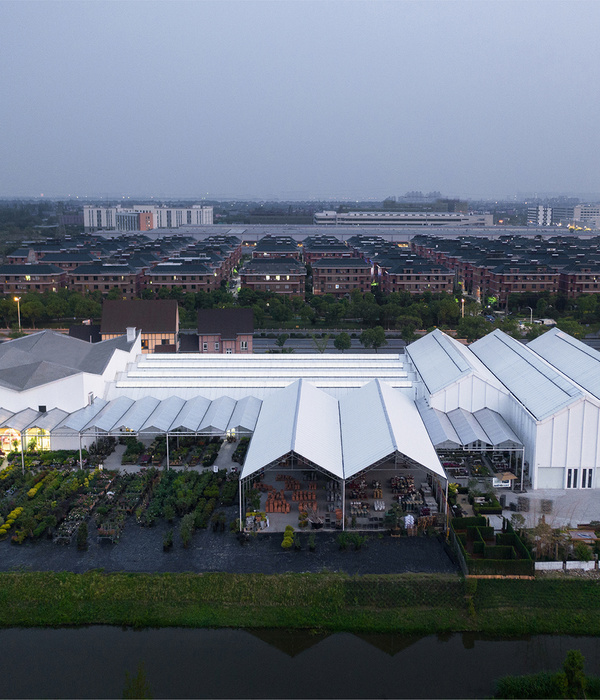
[101,440,238,474]
[503,488,600,529]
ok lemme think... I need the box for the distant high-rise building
[84,204,213,232]
[527,205,552,226]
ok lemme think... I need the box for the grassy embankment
[2,572,600,634]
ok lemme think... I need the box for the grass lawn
[2,572,600,635]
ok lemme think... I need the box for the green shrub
[76,522,88,551]
[281,535,293,549]
[180,513,195,548]
[574,542,593,562]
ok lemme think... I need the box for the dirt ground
[0,512,458,575]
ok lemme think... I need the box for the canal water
[1,627,600,698]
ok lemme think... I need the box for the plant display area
[0,455,239,547]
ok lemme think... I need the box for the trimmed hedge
[451,516,534,576]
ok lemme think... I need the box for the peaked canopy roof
[529,327,600,401]
[242,379,446,482]
[406,328,503,395]
[470,329,583,421]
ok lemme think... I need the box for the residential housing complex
[411,234,600,302]
[7,231,600,304]
[1,233,242,300]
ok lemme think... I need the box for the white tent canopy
[242,380,344,480]
[242,379,446,482]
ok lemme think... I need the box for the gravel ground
[0,515,458,575]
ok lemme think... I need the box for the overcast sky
[1,0,599,200]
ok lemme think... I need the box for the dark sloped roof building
[101,300,179,353]
[196,308,254,354]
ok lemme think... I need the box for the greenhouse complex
[0,326,600,531]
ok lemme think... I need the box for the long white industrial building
[0,326,599,492]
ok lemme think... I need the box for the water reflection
[1,628,599,699]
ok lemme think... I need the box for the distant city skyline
[1,1,599,200]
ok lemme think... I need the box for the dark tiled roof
[41,252,97,263]
[0,264,66,275]
[312,257,371,269]
[197,308,254,339]
[101,300,179,334]
[147,262,212,275]
[241,257,306,274]
[253,235,298,253]
[71,264,136,275]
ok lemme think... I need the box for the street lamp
[525,306,533,324]
[13,296,21,332]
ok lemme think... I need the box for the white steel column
[20,432,25,474]
[341,478,345,530]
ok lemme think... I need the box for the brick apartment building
[0,264,67,294]
[239,257,306,296]
[144,262,219,294]
[312,258,372,296]
[69,264,141,299]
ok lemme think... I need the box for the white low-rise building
[2,326,600,494]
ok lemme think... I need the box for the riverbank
[2,572,600,635]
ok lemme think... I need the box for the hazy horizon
[2,1,599,200]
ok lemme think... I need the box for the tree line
[0,286,596,343]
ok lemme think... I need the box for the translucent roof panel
[226,396,262,433]
[406,329,473,394]
[0,408,14,425]
[198,396,237,434]
[169,395,211,432]
[112,397,161,432]
[416,400,461,448]
[27,407,70,432]
[473,408,522,447]
[1,407,41,432]
[140,396,187,433]
[529,328,600,401]
[447,408,491,446]
[470,330,583,421]
[82,396,134,432]
[55,399,108,432]
[340,381,446,480]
